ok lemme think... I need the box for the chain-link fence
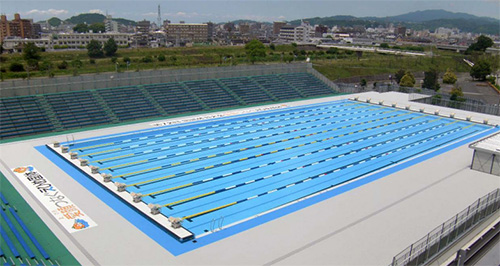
[409,93,500,116]
[0,63,310,97]
[336,81,499,116]
[390,188,500,266]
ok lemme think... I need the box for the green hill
[288,10,499,35]
[65,13,107,24]
[112,18,136,26]
[47,17,62,27]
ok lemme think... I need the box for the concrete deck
[0,91,499,265]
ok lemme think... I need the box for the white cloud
[165,12,200,19]
[88,9,104,14]
[25,9,68,16]
[142,12,157,17]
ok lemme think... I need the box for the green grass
[1,44,492,81]
[0,45,298,80]
[312,50,472,81]
[0,172,80,266]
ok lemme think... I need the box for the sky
[1,0,499,23]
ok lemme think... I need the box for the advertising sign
[11,166,97,233]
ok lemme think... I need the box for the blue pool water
[59,99,493,238]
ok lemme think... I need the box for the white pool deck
[1,91,499,266]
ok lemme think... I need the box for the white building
[2,32,131,51]
[278,21,314,43]
[104,16,119,33]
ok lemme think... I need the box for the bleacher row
[0,192,55,266]
[0,73,338,140]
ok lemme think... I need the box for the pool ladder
[210,216,225,233]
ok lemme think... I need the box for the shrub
[123,57,131,63]
[158,54,166,62]
[89,59,96,64]
[443,69,457,84]
[57,60,68,70]
[111,56,118,63]
[9,62,25,72]
[142,56,153,63]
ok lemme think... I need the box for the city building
[239,24,250,35]
[135,20,151,47]
[2,32,131,51]
[0,14,34,40]
[104,15,119,33]
[273,21,287,36]
[314,24,329,38]
[165,22,209,45]
[279,21,314,43]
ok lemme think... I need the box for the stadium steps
[179,83,210,110]
[276,76,307,98]
[36,95,64,131]
[251,81,279,101]
[89,90,120,123]
[214,80,248,106]
[137,86,169,116]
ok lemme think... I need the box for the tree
[326,47,338,54]
[245,39,266,64]
[470,60,491,81]
[443,69,457,84]
[399,73,415,87]
[395,69,406,84]
[103,38,118,57]
[465,35,493,54]
[89,23,105,33]
[73,23,89,33]
[23,42,41,61]
[423,68,440,91]
[269,43,275,51]
[87,40,104,58]
[157,54,166,62]
[379,43,390,49]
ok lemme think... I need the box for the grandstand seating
[279,73,335,97]
[0,96,54,139]
[96,87,161,121]
[143,83,204,115]
[252,75,303,100]
[44,91,111,129]
[0,189,52,264]
[184,79,240,109]
[219,77,274,104]
[0,73,337,140]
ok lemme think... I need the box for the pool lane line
[69,102,358,151]
[63,100,356,149]
[113,111,417,181]
[98,107,395,170]
[124,112,433,188]
[78,104,374,157]
[140,118,448,197]
[177,125,477,220]
[154,121,451,205]
[89,105,384,162]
